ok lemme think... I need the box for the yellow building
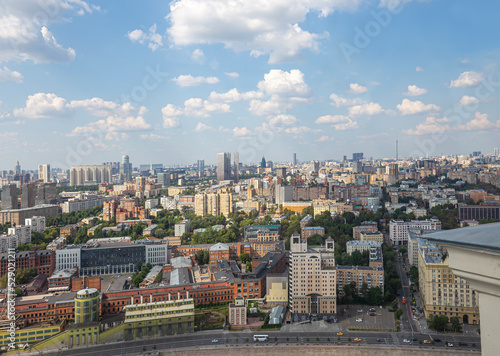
[266,269,288,306]
[75,288,100,324]
[418,238,479,325]
[359,231,384,244]
[0,321,64,347]
[195,193,233,217]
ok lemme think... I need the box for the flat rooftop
[424,222,500,252]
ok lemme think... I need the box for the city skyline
[0,0,499,169]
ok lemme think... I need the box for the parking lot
[338,304,395,331]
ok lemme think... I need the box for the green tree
[450,316,462,332]
[239,252,251,263]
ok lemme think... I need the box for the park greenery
[131,262,152,287]
[0,268,37,288]
[427,314,462,332]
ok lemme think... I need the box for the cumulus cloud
[459,95,479,106]
[0,66,23,83]
[449,71,484,88]
[208,88,263,102]
[348,83,367,94]
[416,66,424,72]
[225,72,239,78]
[160,97,230,126]
[191,48,205,63]
[404,116,451,136]
[172,74,219,87]
[397,98,440,116]
[348,102,384,117]
[284,126,321,134]
[69,114,151,140]
[13,93,68,119]
[166,0,361,63]
[233,126,252,137]
[194,122,212,131]
[316,135,333,142]
[329,93,365,108]
[0,1,98,68]
[457,112,497,131]
[128,24,163,51]
[140,133,169,141]
[315,114,359,130]
[268,114,297,127]
[68,98,142,117]
[403,85,427,97]
[249,69,311,115]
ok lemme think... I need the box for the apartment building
[289,233,337,317]
[352,222,378,240]
[25,216,46,233]
[244,225,281,242]
[359,230,384,244]
[194,193,233,217]
[390,218,441,245]
[418,238,479,325]
[301,226,325,240]
[346,240,381,254]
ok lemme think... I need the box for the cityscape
[0,1,499,356]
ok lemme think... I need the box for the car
[347,314,351,318]
[376,338,383,342]
[212,339,219,343]
[357,309,363,313]
[424,340,431,344]
[259,317,264,321]
[370,313,376,316]
[354,338,361,342]
[411,338,418,342]
[356,318,363,322]
[369,308,376,312]
[461,342,468,346]
[337,332,344,336]
[388,308,395,312]
[403,339,410,343]
[433,338,441,342]
[446,343,453,347]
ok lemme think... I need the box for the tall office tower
[15,160,21,175]
[157,173,170,188]
[120,155,132,182]
[386,163,399,185]
[276,167,286,178]
[275,185,293,205]
[342,155,347,163]
[233,152,239,183]
[352,152,363,162]
[289,233,337,316]
[266,161,273,169]
[352,161,363,174]
[21,182,36,208]
[197,160,205,175]
[216,152,231,182]
[1,184,18,210]
[494,148,499,156]
[293,153,297,165]
[38,164,51,183]
[260,156,266,168]
[35,182,57,205]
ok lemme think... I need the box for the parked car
[388,308,395,312]
[403,339,410,343]
[357,309,363,313]
[356,318,363,322]
[424,340,431,344]
[212,339,219,343]
[369,308,376,312]
[376,338,383,342]
[354,338,361,342]
[370,313,376,316]
[433,338,441,342]
[337,332,343,336]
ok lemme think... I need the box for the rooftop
[424,222,500,252]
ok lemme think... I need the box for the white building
[175,220,191,237]
[56,246,81,270]
[145,198,158,210]
[389,218,441,245]
[145,242,169,265]
[8,225,32,244]
[0,235,17,253]
[62,198,103,213]
[346,240,381,254]
[160,196,177,210]
[38,164,51,183]
[275,185,293,205]
[25,216,46,233]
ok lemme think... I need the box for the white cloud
[449,71,484,88]
[404,116,451,136]
[403,85,427,97]
[284,126,321,134]
[397,98,440,116]
[379,0,414,11]
[68,98,142,117]
[140,133,169,141]
[128,24,163,51]
[161,98,230,124]
[0,66,23,83]
[329,93,365,108]
[459,95,479,106]
[172,74,219,87]
[315,114,359,130]
[316,135,332,142]
[13,92,68,119]
[0,0,98,67]
[348,102,384,117]
[166,0,361,63]
[348,83,367,94]
[208,88,263,103]
[457,112,496,131]
[225,72,239,78]
[249,69,311,115]
[268,114,297,127]
[69,114,151,140]
[233,126,252,137]
[163,117,180,128]
[416,66,424,72]
[191,48,205,63]
[194,122,212,131]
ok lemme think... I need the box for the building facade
[390,219,441,245]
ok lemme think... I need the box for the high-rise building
[216,152,231,182]
[15,160,21,175]
[275,185,292,205]
[389,219,441,245]
[494,148,499,156]
[293,153,297,165]
[289,233,337,316]
[70,165,112,186]
[21,182,36,208]
[266,161,273,169]
[352,152,363,162]
[0,184,18,210]
[157,173,170,188]
[352,161,363,174]
[195,193,233,217]
[260,156,266,168]
[38,164,50,183]
[197,160,205,175]
[35,182,57,205]
[120,155,133,182]
[276,167,286,178]
[233,152,239,183]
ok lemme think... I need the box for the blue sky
[0,0,499,170]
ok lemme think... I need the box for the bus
[253,335,269,342]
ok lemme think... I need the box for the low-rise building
[359,230,384,244]
[229,297,247,326]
